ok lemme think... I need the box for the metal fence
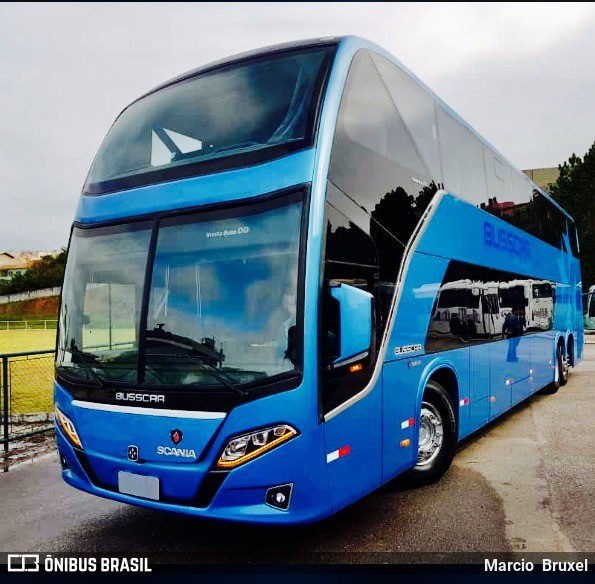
[1,349,55,463]
[0,320,57,330]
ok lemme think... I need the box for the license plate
[118,471,159,500]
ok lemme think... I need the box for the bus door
[323,381,383,512]
[320,227,384,512]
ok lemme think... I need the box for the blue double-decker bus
[54,36,583,524]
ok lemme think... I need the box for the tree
[549,142,595,292]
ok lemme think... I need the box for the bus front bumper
[55,422,332,525]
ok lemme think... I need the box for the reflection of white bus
[431,279,500,340]
[584,285,595,332]
[499,279,554,331]
[430,278,554,340]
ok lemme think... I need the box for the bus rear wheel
[541,342,565,394]
[558,342,569,386]
[402,380,457,487]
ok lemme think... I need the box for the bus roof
[136,37,340,103]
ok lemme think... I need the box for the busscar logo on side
[115,392,165,404]
[483,221,531,260]
[394,344,422,356]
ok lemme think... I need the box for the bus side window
[321,202,379,414]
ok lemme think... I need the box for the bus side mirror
[330,283,373,368]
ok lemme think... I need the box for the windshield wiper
[192,361,248,397]
[68,340,116,395]
[146,352,248,397]
[145,327,248,396]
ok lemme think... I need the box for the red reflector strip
[400,418,416,430]
[326,445,351,463]
[459,397,470,406]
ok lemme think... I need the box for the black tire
[558,342,569,387]
[401,380,458,487]
[541,343,564,394]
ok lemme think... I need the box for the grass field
[0,329,56,354]
[0,329,55,415]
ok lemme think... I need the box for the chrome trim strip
[323,190,447,421]
[333,351,369,368]
[71,400,226,420]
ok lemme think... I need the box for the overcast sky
[1,2,595,250]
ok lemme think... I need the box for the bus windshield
[56,193,304,390]
[57,222,152,384]
[84,47,332,194]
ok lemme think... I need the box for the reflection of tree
[477,188,567,251]
[324,176,443,343]
[511,200,532,232]
[325,220,378,267]
[367,180,440,283]
[415,180,442,220]
[371,187,416,247]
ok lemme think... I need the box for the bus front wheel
[402,380,457,487]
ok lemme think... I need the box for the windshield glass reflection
[145,195,303,388]
[56,223,152,383]
[56,195,304,391]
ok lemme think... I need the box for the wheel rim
[417,401,444,467]
[557,347,567,382]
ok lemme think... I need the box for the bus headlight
[217,424,297,469]
[55,405,83,449]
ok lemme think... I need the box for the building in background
[0,251,60,281]
[523,167,559,193]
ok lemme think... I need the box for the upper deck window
[84,46,334,195]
